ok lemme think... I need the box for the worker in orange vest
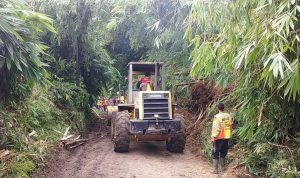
[211,103,232,174]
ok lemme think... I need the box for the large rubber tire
[166,114,186,153]
[113,111,130,152]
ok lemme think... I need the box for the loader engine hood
[138,91,172,120]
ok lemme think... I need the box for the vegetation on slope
[0,84,88,177]
[187,0,300,176]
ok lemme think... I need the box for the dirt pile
[190,80,219,113]
[190,80,234,113]
[182,80,234,152]
[185,80,220,151]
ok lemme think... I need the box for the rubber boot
[211,159,218,174]
[220,157,225,172]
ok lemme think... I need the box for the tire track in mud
[61,134,111,178]
[76,137,112,178]
[36,133,236,178]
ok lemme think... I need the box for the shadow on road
[128,141,172,157]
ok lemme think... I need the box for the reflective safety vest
[212,112,232,139]
[146,83,152,91]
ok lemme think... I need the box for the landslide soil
[36,132,237,178]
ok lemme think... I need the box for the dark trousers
[212,139,229,159]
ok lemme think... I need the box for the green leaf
[6,58,11,70]
[15,60,22,72]
[0,59,5,69]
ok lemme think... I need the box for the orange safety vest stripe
[215,118,232,139]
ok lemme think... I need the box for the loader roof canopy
[128,62,163,72]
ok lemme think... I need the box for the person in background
[211,103,233,174]
[113,98,116,106]
[102,98,108,112]
[96,96,102,110]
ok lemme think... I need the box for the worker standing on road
[211,103,232,174]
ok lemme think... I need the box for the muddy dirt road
[37,133,236,178]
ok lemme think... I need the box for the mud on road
[36,132,236,178]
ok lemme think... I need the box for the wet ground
[36,133,236,178]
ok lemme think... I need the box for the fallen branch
[69,142,85,149]
[175,82,197,86]
[64,138,88,147]
[61,134,76,141]
[63,127,70,138]
[59,131,88,150]
[187,101,214,130]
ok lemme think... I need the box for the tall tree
[32,0,120,96]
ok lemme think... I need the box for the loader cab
[127,62,164,104]
[118,61,173,121]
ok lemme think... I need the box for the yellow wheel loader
[111,62,186,152]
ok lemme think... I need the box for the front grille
[143,96,169,119]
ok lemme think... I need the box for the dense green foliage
[105,0,193,90]
[1,0,300,177]
[31,0,120,96]
[1,1,97,177]
[187,0,300,177]
[0,0,55,101]
[0,85,87,177]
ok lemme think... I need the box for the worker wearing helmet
[211,103,233,174]
[137,72,152,91]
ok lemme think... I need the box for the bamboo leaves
[188,0,300,100]
[233,43,254,69]
[147,20,160,32]
[187,0,300,175]
[279,60,300,100]
[0,0,55,99]
[264,52,292,79]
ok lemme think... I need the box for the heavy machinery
[111,62,186,153]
